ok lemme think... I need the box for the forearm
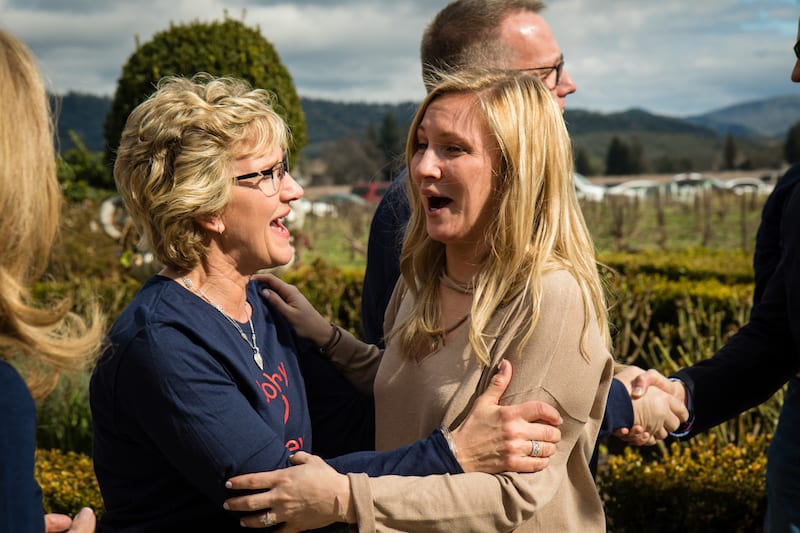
[674,322,797,435]
[326,429,462,477]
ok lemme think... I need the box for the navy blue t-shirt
[91,275,460,532]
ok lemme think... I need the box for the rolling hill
[53,92,797,173]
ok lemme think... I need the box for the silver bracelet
[439,426,458,460]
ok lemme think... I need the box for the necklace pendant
[253,347,264,370]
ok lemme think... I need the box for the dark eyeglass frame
[234,152,289,197]
[795,41,800,60]
[519,54,565,88]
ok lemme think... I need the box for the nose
[281,172,304,201]
[557,68,577,98]
[792,58,800,83]
[410,146,442,183]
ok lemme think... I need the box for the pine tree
[785,121,800,164]
[723,133,738,170]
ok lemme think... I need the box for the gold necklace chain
[181,277,264,370]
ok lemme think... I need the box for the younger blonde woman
[227,68,614,532]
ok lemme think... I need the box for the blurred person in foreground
[227,68,614,532]
[0,29,103,533]
[360,0,687,451]
[89,73,561,532]
[632,17,800,533]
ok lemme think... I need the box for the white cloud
[1,0,797,114]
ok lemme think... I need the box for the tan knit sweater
[328,269,614,532]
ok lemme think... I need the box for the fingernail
[225,481,232,489]
[223,502,230,510]
[632,387,643,396]
[261,289,270,298]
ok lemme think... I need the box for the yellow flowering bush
[598,435,768,532]
[35,449,104,517]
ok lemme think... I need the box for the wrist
[334,475,356,524]
[318,322,342,355]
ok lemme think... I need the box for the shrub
[599,248,754,284]
[599,435,768,532]
[37,372,93,456]
[36,449,104,517]
[280,258,364,337]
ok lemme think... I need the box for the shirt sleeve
[117,324,296,506]
[326,429,462,477]
[347,271,614,532]
[598,378,634,438]
[361,172,410,347]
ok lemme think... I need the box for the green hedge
[36,449,103,518]
[599,435,767,532]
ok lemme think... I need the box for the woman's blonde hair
[0,30,103,398]
[114,74,289,271]
[394,68,610,365]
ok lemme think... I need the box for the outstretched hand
[452,359,563,473]
[253,273,332,346]
[613,367,689,445]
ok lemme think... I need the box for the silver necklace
[181,277,264,371]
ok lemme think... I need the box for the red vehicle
[351,181,391,202]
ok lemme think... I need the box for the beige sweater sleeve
[324,280,406,395]
[347,271,614,532]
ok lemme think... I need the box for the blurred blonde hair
[114,74,289,272]
[0,30,103,399]
[394,69,610,365]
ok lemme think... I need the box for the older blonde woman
[226,68,614,532]
[90,74,562,532]
[0,30,103,533]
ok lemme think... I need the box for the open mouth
[427,195,452,212]
[270,215,289,234]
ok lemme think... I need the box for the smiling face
[409,91,499,252]
[219,145,303,272]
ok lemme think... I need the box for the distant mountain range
[54,92,800,163]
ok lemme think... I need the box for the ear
[197,215,225,235]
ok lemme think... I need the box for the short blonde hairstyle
[394,69,610,364]
[114,74,289,271]
[0,30,103,398]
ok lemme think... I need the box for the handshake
[613,365,689,446]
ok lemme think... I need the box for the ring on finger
[530,439,542,457]
[262,511,277,527]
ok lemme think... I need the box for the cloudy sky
[2,0,799,116]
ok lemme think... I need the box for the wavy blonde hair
[0,30,103,399]
[393,69,610,365]
[114,74,289,272]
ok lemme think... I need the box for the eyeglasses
[234,152,289,197]
[795,41,800,60]
[519,54,565,89]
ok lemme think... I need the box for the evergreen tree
[104,16,306,165]
[377,112,404,180]
[785,121,800,164]
[723,133,738,170]
[574,147,594,176]
[605,136,630,175]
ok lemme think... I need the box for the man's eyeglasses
[794,41,800,60]
[519,54,565,89]
[234,152,289,197]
